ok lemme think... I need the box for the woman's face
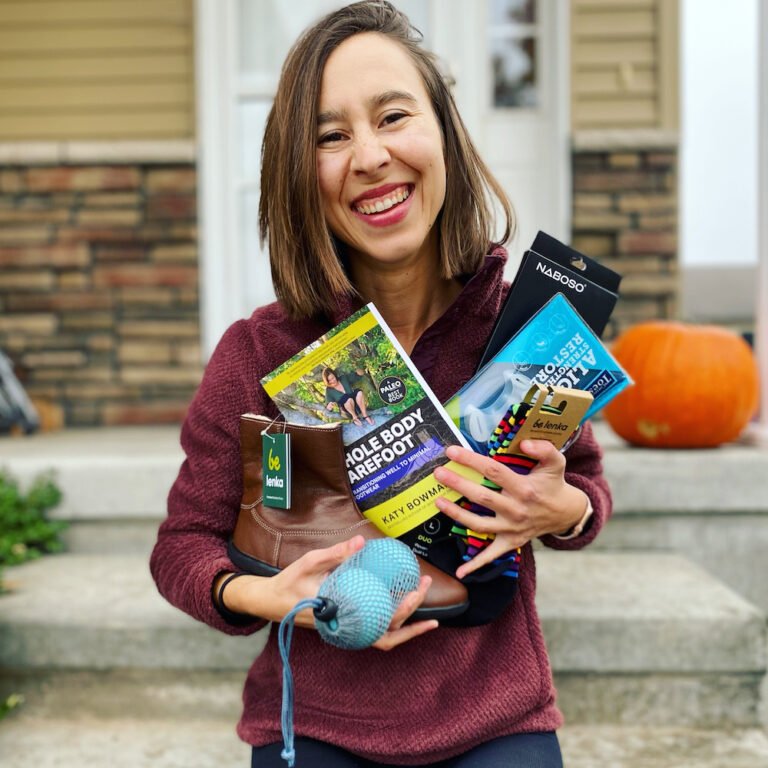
[316,32,446,271]
[326,372,338,386]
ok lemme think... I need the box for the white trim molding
[556,0,572,242]
[195,0,240,359]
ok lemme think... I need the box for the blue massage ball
[315,568,394,649]
[355,538,420,600]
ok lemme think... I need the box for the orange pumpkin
[604,321,760,448]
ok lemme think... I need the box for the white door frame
[433,1,570,268]
[195,0,241,357]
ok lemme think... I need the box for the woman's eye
[382,112,407,126]
[318,131,345,145]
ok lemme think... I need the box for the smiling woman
[150,3,612,767]
[259,1,514,328]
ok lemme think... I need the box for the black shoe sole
[227,540,469,622]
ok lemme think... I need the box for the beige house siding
[571,0,679,130]
[0,0,195,141]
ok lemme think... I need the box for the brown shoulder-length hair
[321,367,338,385]
[259,0,515,319]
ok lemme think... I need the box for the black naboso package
[478,231,622,370]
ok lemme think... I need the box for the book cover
[260,303,481,559]
[445,293,632,454]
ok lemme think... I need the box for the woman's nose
[350,133,390,174]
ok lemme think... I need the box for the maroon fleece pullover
[150,249,612,764]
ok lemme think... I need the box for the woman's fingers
[373,618,439,651]
[442,446,509,485]
[388,575,431,628]
[434,494,505,534]
[435,454,529,511]
[374,577,438,649]
[273,535,367,616]
[302,535,366,573]
[454,535,520,580]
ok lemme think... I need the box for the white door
[197,0,568,354]
[432,0,570,274]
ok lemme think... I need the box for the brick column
[571,132,679,341]
[0,160,202,427]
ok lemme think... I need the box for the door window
[489,0,539,108]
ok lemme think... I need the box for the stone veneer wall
[571,133,679,341]
[0,160,201,427]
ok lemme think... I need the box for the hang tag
[504,383,593,455]
[262,432,291,509]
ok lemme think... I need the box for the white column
[195,0,240,359]
[755,0,768,444]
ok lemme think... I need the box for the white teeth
[355,186,410,215]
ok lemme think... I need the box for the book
[445,292,632,454]
[260,303,482,560]
[477,231,621,369]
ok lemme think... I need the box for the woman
[322,366,373,427]
[150,3,611,766]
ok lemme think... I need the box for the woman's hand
[232,535,438,649]
[325,402,335,411]
[370,572,437,651]
[433,440,589,579]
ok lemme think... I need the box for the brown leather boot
[229,414,469,621]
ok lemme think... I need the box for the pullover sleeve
[538,420,613,551]
[149,320,268,635]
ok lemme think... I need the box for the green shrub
[0,693,23,721]
[0,471,66,591]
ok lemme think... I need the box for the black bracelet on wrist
[212,571,253,625]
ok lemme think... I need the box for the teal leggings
[252,732,563,767]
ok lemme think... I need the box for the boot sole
[227,540,469,622]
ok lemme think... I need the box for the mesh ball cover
[315,539,420,649]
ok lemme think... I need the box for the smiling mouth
[353,185,411,215]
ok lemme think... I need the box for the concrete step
[2,672,768,766]
[1,550,765,727]
[3,423,767,521]
[0,717,767,768]
[559,726,768,768]
[0,425,181,522]
[593,424,768,612]
[536,551,767,728]
[0,554,266,671]
[0,670,244,723]
[4,422,768,612]
[0,717,250,768]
